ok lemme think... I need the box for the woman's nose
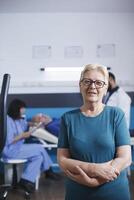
[89,82,96,89]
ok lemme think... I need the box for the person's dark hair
[109,72,116,82]
[8,99,26,119]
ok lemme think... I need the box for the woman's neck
[80,103,104,117]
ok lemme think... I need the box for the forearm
[12,134,23,143]
[112,155,131,172]
[57,148,103,181]
[64,162,106,187]
[111,145,132,172]
[57,149,118,183]
[58,155,94,176]
[12,132,30,143]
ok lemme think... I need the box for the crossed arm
[57,145,131,187]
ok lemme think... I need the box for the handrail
[0,74,10,154]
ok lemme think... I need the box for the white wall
[0,13,134,93]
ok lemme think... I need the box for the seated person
[29,113,60,144]
[2,99,60,193]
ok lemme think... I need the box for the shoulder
[104,106,126,127]
[105,105,125,117]
[117,87,126,96]
[61,109,80,120]
[118,88,131,100]
[7,116,16,130]
[7,115,14,123]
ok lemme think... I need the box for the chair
[0,74,30,200]
[1,158,40,191]
[0,158,28,186]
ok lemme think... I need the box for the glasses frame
[81,78,106,89]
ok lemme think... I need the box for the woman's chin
[86,97,98,102]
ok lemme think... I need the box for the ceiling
[0,0,134,13]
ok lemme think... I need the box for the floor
[1,171,134,200]
[129,171,134,200]
[0,172,65,200]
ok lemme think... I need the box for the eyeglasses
[81,78,106,89]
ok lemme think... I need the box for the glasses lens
[83,79,92,86]
[95,80,104,88]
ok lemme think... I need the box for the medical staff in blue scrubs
[2,99,59,193]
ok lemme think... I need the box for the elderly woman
[57,64,131,200]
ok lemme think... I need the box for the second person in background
[104,71,131,129]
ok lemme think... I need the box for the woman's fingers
[66,170,78,182]
[76,165,88,177]
[94,162,120,181]
[111,166,120,176]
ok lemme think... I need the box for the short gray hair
[80,64,109,84]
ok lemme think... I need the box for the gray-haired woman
[57,64,131,200]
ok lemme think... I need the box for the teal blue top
[58,106,131,200]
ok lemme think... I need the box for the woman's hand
[12,131,31,143]
[91,161,119,181]
[21,132,31,139]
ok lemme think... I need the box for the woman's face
[80,69,107,104]
[20,107,26,117]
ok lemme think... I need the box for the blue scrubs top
[2,116,28,158]
[58,106,131,200]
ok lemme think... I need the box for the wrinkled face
[80,70,108,103]
[32,114,52,125]
[32,115,42,123]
